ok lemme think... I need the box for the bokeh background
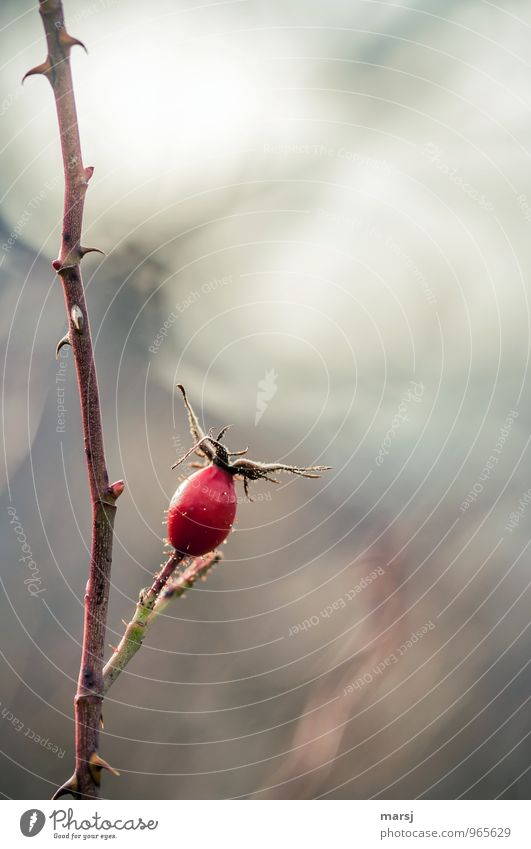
[1,0,530,799]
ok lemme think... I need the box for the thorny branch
[24,0,123,799]
[25,2,224,800]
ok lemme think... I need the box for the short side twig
[103,551,222,694]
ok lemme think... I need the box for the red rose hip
[167,464,237,556]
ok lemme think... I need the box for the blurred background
[1,0,530,800]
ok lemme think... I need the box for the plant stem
[28,0,225,801]
[28,0,123,799]
[103,552,222,694]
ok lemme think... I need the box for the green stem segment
[103,552,222,694]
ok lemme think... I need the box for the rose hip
[168,385,330,555]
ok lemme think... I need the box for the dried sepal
[174,384,331,496]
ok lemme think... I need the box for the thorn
[70,304,84,332]
[100,713,104,730]
[52,258,62,271]
[84,166,94,182]
[55,332,71,359]
[109,644,119,652]
[58,30,88,53]
[51,773,79,800]
[22,58,52,84]
[88,751,120,785]
[121,619,128,627]
[79,245,104,259]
